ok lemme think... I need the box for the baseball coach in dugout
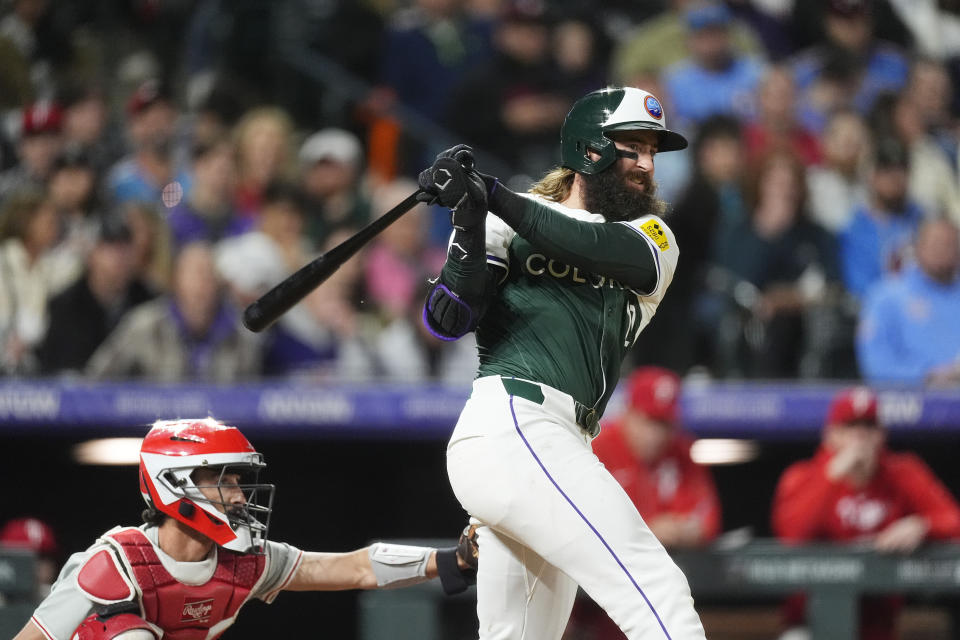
[13,418,478,640]
[417,86,705,639]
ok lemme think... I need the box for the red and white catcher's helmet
[139,418,274,554]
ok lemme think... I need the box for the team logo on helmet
[644,95,663,120]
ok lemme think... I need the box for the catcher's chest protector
[106,528,265,640]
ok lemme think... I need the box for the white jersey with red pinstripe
[29,525,302,640]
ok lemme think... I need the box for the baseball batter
[418,87,706,639]
[13,418,477,640]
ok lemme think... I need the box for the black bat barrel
[242,190,422,332]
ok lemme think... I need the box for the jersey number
[623,300,643,348]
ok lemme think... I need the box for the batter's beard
[581,168,664,222]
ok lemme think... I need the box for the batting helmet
[139,418,274,554]
[560,87,688,175]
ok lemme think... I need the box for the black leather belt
[501,378,601,438]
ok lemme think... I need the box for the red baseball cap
[22,102,63,136]
[0,517,58,556]
[826,387,879,426]
[627,366,681,424]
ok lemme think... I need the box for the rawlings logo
[181,598,214,622]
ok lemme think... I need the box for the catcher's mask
[139,418,275,554]
[561,87,688,175]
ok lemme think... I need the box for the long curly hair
[529,167,576,203]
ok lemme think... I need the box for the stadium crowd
[0,0,958,386]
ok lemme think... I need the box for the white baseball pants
[446,375,706,640]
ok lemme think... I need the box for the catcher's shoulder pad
[77,548,136,605]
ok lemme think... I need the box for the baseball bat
[242,189,423,332]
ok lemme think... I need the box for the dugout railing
[358,540,960,640]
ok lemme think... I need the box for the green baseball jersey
[476,195,679,417]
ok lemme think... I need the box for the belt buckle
[576,404,600,438]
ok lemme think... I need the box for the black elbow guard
[422,283,476,340]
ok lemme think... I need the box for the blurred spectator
[712,149,841,377]
[187,81,248,151]
[379,0,493,122]
[364,179,477,382]
[0,0,52,107]
[0,190,79,374]
[0,101,63,201]
[219,181,311,278]
[36,217,154,375]
[886,0,960,60]
[743,65,821,166]
[107,79,190,209]
[788,0,914,52]
[596,367,721,547]
[791,0,910,134]
[636,115,747,373]
[166,137,248,247]
[48,147,96,218]
[612,0,763,88]
[551,14,610,104]
[902,58,958,167]
[86,242,261,381]
[232,107,295,219]
[299,128,371,246]
[297,227,378,380]
[364,180,445,322]
[873,89,960,223]
[123,202,173,294]
[662,2,766,128]
[369,277,479,384]
[47,146,98,256]
[838,137,923,299]
[216,181,372,378]
[445,3,570,176]
[772,386,960,640]
[725,0,797,60]
[857,219,960,385]
[0,517,58,601]
[806,109,871,233]
[566,367,721,639]
[58,83,120,174]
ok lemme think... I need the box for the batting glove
[417,146,488,230]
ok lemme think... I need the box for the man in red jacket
[772,386,960,640]
[594,366,721,548]
[566,367,721,638]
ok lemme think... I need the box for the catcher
[13,418,478,640]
